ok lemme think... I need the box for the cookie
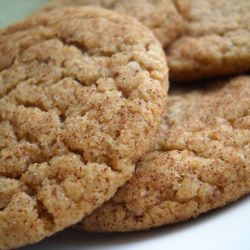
[0,7,168,249]
[39,0,190,49]
[167,0,250,81]
[79,76,250,232]
[42,0,250,82]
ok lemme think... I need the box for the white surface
[24,196,250,250]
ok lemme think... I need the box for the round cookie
[39,0,190,49]
[79,76,250,232]
[167,0,250,81]
[0,7,168,249]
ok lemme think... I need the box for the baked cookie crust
[167,0,250,81]
[39,0,190,49]
[79,76,250,232]
[42,0,250,81]
[0,7,168,249]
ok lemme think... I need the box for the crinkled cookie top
[0,7,168,249]
[40,0,190,48]
[79,76,250,232]
[167,0,250,80]
[42,0,250,82]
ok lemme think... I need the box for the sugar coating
[42,0,250,82]
[79,76,250,232]
[167,0,250,80]
[39,0,190,48]
[0,7,168,249]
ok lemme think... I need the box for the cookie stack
[0,0,249,249]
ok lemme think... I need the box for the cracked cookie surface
[41,0,250,82]
[79,76,250,232]
[167,0,250,81]
[39,0,190,49]
[0,7,168,249]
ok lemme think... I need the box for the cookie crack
[13,99,49,113]
[164,144,246,168]
[65,145,122,174]
[36,200,56,231]
[0,75,30,99]
[1,23,163,105]
[172,0,188,19]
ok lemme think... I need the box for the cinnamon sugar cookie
[0,7,168,249]
[41,0,250,82]
[167,0,250,81]
[79,76,250,232]
[39,0,189,49]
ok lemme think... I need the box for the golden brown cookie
[42,0,250,82]
[0,7,168,249]
[39,0,189,49]
[167,0,250,81]
[79,76,250,232]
